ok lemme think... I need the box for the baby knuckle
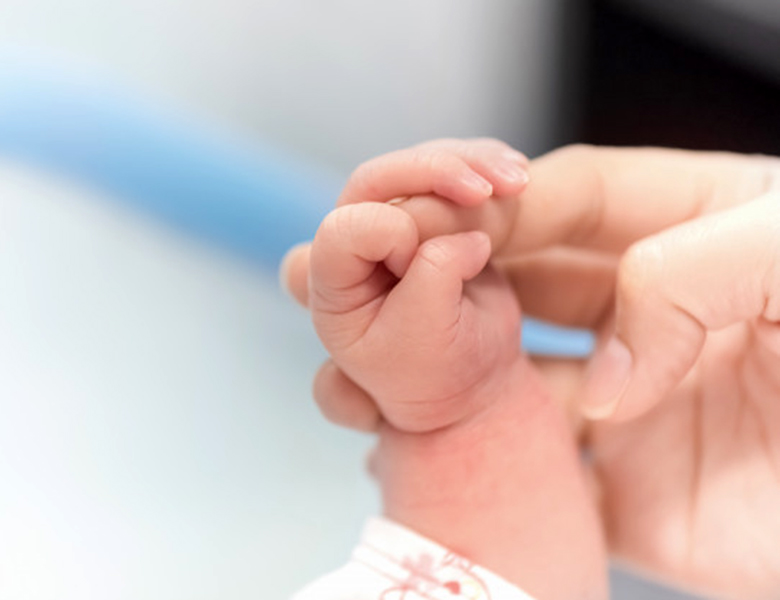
[321,207,348,237]
[419,148,457,176]
[322,206,366,247]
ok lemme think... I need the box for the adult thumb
[581,192,780,421]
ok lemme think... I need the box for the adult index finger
[503,145,780,255]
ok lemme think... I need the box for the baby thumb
[384,231,492,336]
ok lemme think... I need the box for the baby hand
[283,139,529,311]
[310,202,521,433]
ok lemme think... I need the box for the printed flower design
[379,552,491,599]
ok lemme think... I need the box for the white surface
[0,161,377,599]
[0,0,569,171]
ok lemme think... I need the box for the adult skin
[283,143,780,600]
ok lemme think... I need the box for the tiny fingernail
[494,160,529,186]
[463,171,493,197]
[582,336,633,420]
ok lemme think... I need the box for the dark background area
[578,0,780,155]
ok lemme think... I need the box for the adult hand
[283,144,780,600]
[490,147,780,600]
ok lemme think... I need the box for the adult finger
[581,192,780,421]
[497,247,617,328]
[313,360,382,432]
[532,356,589,437]
[504,145,780,254]
[338,138,529,208]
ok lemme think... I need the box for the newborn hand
[310,202,521,433]
[307,168,607,600]
[297,141,609,600]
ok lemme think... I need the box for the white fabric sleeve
[291,516,537,600]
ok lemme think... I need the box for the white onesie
[292,517,537,600]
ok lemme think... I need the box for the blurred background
[1,0,779,598]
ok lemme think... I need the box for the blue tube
[0,66,341,269]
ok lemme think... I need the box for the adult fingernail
[462,170,493,197]
[582,335,633,419]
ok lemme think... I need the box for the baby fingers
[309,203,418,347]
[338,138,529,208]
